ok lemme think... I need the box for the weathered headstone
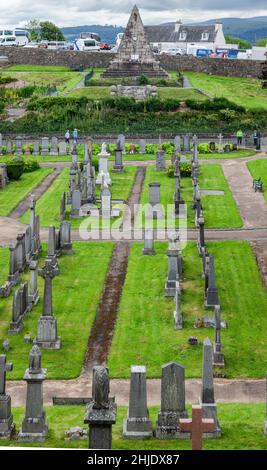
[213,306,225,367]
[15,136,23,155]
[6,140,12,155]
[174,135,181,153]
[156,362,188,438]
[0,355,15,439]
[173,281,183,329]
[218,133,223,154]
[123,366,152,438]
[60,192,66,222]
[59,221,73,254]
[183,134,190,152]
[156,148,166,171]
[84,366,117,449]
[34,259,61,349]
[8,242,20,286]
[197,217,205,256]
[58,141,67,156]
[18,346,48,441]
[41,137,49,156]
[139,139,146,154]
[33,141,39,155]
[71,189,81,218]
[28,260,39,307]
[205,255,220,308]
[50,136,58,156]
[101,183,111,219]
[165,235,180,297]
[117,134,126,154]
[96,143,111,185]
[199,337,221,436]
[148,182,164,219]
[113,145,124,172]
[142,228,155,255]
[8,283,29,334]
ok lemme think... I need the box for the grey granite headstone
[6,140,12,155]
[117,134,126,154]
[155,148,166,171]
[71,189,81,218]
[113,147,123,172]
[213,306,225,367]
[33,141,39,155]
[15,136,23,155]
[34,259,61,349]
[0,355,15,439]
[139,139,146,154]
[28,260,39,307]
[60,192,66,222]
[96,144,111,185]
[199,337,221,437]
[60,221,73,254]
[174,135,181,153]
[50,136,58,156]
[218,133,223,154]
[173,281,183,329]
[41,137,49,156]
[142,228,155,255]
[165,235,180,297]
[183,134,190,152]
[58,141,67,156]
[197,217,205,256]
[84,366,117,449]
[8,242,20,286]
[156,362,188,438]
[123,365,152,438]
[205,255,220,309]
[18,346,48,441]
[148,182,164,219]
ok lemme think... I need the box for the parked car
[161,48,184,56]
[100,43,111,50]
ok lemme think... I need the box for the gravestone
[34,259,61,349]
[8,242,20,286]
[225,144,230,153]
[84,366,117,449]
[0,355,15,439]
[47,225,58,267]
[33,141,39,155]
[148,182,164,219]
[218,133,223,154]
[71,190,81,218]
[183,134,190,152]
[18,346,48,442]
[156,362,188,438]
[60,192,66,221]
[50,137,58,156]
[209,142,215,152]
[199,337,221,436]
[155,148,166,171]
[25,226,32,263]
[41,137,49,156]
[16,233,27,272]
[213,306,225,367]
[96,143,111,185]
[142,228,155,255]
[58,141,67,156]
[123,366,152,438]
[60,221,73,254]
[117,134,126,155]
[165,235,180,297]
[101,183,111,219]
[174,135,181,153]
[197,217,205,256]
[6,140,12,155]
[113,145,124,173]
[205,255,220,308]
[180,405,215,450]
[173,281,183,329]
[8,283,29,334]
[139,139,146,154]
[28,260,39,307]
[15,136,23,155]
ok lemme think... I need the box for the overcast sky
[1,0,267,27]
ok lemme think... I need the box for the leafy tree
[225,35,252,50]
[40,21,65,41]
[256,38,267,47]
[25,19,41,41]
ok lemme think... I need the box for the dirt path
[9,169,61,219]
[5,377,265,407]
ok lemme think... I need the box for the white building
[145,20,236,54]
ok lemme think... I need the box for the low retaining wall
[0,46,264,79]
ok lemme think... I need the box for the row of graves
[0,342,228,447]
[0,132,241,159]
[0,199,73,350]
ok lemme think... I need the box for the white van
[0,28,29,46]
[74,38,100,51]
[0,36,17,46]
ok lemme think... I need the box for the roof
[145,24,218,43]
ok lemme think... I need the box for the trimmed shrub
[139,74,150,85]
[5,157,24,180]
[23,159,40,173]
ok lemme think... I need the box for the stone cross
[0,355,13,395]
[180,405,215,450]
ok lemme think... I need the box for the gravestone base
[156,410,188,439]
[28,291,40,307]
[205,288,220,309]
[0,396,15,439]
[173,311,183,329]
[35,316,61,349]
[18,416,48,442]
[8,318,24,335]
[142,247,155,255]
[61,243,73,255]
[213,350,225,368]
[113,165,124,173]
[164,280,176,297]
[200,402,221,437]
[123,415,153,439]
[0,281,12,298]
[8,272,20,286]
[70,209,80,219]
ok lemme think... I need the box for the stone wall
[0,46,264,78]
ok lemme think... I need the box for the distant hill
[61,17,267,45]
[61,25,124,44]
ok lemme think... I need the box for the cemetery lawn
[20,166,137,229]
[1,71,83,93]
[68,86,110,99]
[5,65,72,72]
[0,242,113,379]
[0,403,265,449]
[185,72,267,110]
[108,241,267,379]
[247,158,267,203]
[138,165,242,229]
[0,168,53,216]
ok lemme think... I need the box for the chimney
[215,20,223,33]
[175,19,182,33]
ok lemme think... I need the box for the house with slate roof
[145,20,234,54]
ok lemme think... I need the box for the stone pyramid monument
[103,5,168,78]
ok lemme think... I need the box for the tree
[39,21,65,41]
[256,38,267,47]
[25,19,41,41]
[225,35,251,50]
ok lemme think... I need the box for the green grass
[20,166,137,228]
[0,168,53,216]
[138,165,242,229]
[2,71,83,93]
[108,241,267,379]
[68,86,110,98]
[247,158,267,202]
[185,72,267,110]
[0,248,9,286]
[0,404,266,449]
[0,242,113,379]
[158,88,206,101]
[5,65,72,72]
[198,149,257,160]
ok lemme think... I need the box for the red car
[100,43,111,50]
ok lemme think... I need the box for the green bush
[167,164,174,177]
[180,161,192,176]
[139,74,150,85]
[5,157,24,180]
[186,97,246,113]
[23,158,40,172]
[162,99,180,111]
[197,143,212,154]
